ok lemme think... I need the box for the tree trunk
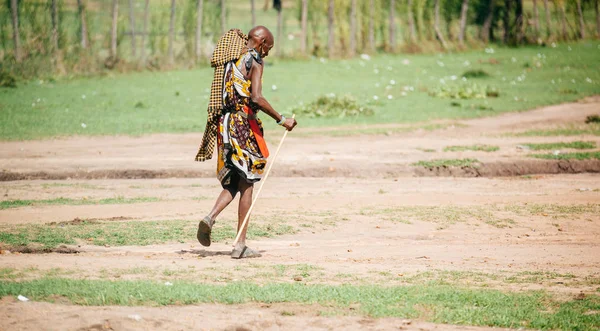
[416,0,425,40]
[407,0,417,43]
[458,0,469,46]
[503,0,511,43]
[433,0,448,49]
[311,18,320,55]
[250,0,256,27]
[221,0,226,34]
[369,0,375,51]
[196,0,204,62]
[328,0,334,57]
[544,0,551,37]
[276,6,283,57]
[481,0,495,42]
[515,0,523,43]
[168,0,176,63]
[533,0,539,37]
[111,0,118,59]
[10,0,21,62]
[389,0,396,51]
[576,0,585,39]
[446,19,453,41]
[77,0,89,49]
[128,0,137,57]
[141,0,150,64]
[557,0,568,40]
[263,0,269,10]
[0,19,7,61]
[51,0,58,52]
[301,0,308,54]
[349,0,357,55]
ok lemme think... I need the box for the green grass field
[1,42,599,140]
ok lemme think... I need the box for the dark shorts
[221,168,240,191]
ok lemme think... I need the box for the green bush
[0,71,17,88]
[585,115,600,124]
[461,69,490,79]
[429,83,499,100]
[288,94,374,118]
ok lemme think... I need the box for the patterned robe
[216,49,269,188]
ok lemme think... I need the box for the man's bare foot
[196,216,213,247]
[231,244,262,259]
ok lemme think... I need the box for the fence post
[111,0,118,59]
[10,0,21,62]
[196,0,204,63]
[129,0,137,56]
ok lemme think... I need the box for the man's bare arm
[250,62,297,131]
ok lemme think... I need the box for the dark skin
[206,26,297,256]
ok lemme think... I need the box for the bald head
[247,26,274,58]
[249,26,274,44]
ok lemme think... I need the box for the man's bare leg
[208,188,237,221]
[231,179,261,258]
[197,187,237,247]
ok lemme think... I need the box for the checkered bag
[195,29,248,162]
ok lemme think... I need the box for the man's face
[260,38,274,58]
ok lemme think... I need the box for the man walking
[195,26,297,259]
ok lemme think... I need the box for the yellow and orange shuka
[216,49,269,189]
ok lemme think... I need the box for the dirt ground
[1,97,599,330]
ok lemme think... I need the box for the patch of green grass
[0,196,160,210]
[296,122,467,137]
[1,278,599,330]
[294,264,324,278]
[0,268,18,280]
[0,267,39,281]
[397,270,598,290]
[504,271,577,284]
[529,151,600,160]
[362,205,498,228]
[522,141,596,150]
[504,203,600,217]
[559,88,579,95]
[512,124,600,137]
[0,219,297,249]
[484,218,516,228]
[443,144,499,152]
[40,183,105,190]
[2,44,599,140]
[363,203,599,229]
[412,158,480,168]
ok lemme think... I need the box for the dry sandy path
[0,299,510,331]
[1,98,600,330]
[1,97,599,178]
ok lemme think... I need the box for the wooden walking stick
[232,114,295,247]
